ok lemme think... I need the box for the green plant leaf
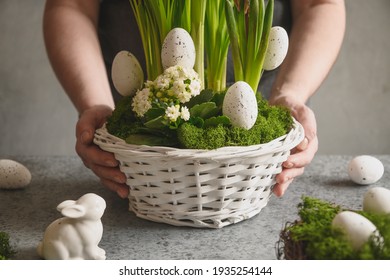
[189,116,204,128]
[144,107,165,121]
[189,102,219,119]
[125,134,176,146]
[210,90,226,108]
[184,89,214,108]
[204,116,231,127]
[144,115,166,129]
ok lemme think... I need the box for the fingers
[100,178,129,199]
[273,180,293,197]
[76,136,128,196]
[283,135,318,169]
[273,132,318,197]
[267,96,320,197]
[77,143,128,198]
[75,105,128,198]
[76,105,112,143]
[283,103,318,169]
[273,105,318,196]
[273,166,305,197]
[92,161,126,183]
[273,131,318,197]
[296,136,309,151]
[76,139,117,169]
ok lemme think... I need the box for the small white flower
[132,88,152,117]
[144,80,155,89]
[155,75,170,90]
[165,66,180,80]
[173,80,186,93]
[165,104,181,122]
[180,106,190,121]
[177,90,192,103]
[188,79,201,97]
[172,80,190,103]
[182,67,196,79]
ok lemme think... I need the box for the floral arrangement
[107,0,293,149]
[132,66,201,126]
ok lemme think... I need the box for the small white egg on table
[347,155,384,185]
[363,186,390,214]
[0,159,31,189]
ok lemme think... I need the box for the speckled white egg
[222,81,258,130]
[263,26,289,71]
[348,155,384,185]
[363,187,390,214]
[112,50,144,96]
[0,159,32,189]
[161,28,196,70]
[332,211,380,250]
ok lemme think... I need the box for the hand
[269,96,318,197]
[75,105,129,198]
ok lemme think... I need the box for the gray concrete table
[1,155,389,260]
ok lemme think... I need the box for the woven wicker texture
[94,119,305,228]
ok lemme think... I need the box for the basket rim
[94,118,305,160]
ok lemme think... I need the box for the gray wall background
[1,0,389,157]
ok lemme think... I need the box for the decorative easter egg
[112,50,144,96]
[0,159,32,189]
[348,155,384,185]
[222,81,258,130]
[363,187,390,214]
[332,211,380,250]
[161,28,196,70]
[263,26,289,71]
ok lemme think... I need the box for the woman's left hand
[269,96,318,197]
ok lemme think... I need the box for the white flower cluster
[165,105,190,122]
[132,65,201,123]
[131,87,152,117]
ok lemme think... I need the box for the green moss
[282,196,390,260]
[177,123,227,149]
[0,232,15,260]
[106,95,140,139]
[178,99,293,149]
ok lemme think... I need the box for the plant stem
[190,0,207,90]
[225,0,244,81]
[205,0,230,91]
[250,0,273,90]
[225,0,274,92]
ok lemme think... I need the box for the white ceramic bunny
[37,193,107,260]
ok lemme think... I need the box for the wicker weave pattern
[94,119,304,228]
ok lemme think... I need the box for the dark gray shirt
[98,0,292,102]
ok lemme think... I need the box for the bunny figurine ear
[56,200,76,212]
[60,204,86,219]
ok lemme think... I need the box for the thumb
[76,105,112,144]
[296,137,309,151]
[76,112,95,145]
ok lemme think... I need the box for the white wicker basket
[94,119,304,228]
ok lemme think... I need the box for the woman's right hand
[75,105,129,198]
